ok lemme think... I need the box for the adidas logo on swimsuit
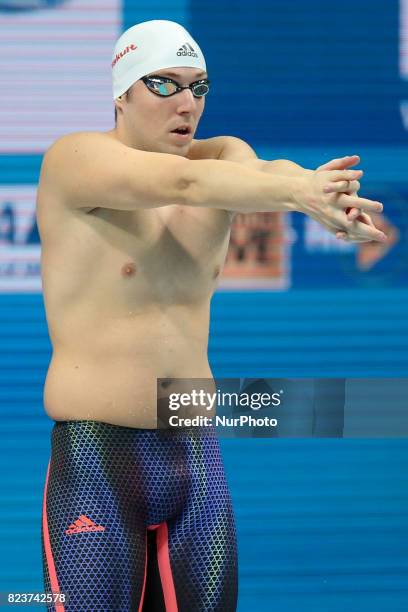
[177,42,198,58]
[65,514,105,535]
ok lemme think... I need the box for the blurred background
[0,0,407,610]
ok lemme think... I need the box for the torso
[37,134,232,428]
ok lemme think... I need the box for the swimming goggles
[141,75,210,98]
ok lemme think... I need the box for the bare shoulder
[41,130,110,177]
[188,135,257,164]
[38,131,107,214]
[187,136,228,160]
[38,130,137,213]
[43,130,115,166]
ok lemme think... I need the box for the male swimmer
[37,20,386,612]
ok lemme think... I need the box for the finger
[325,180,350,193]
[338,195,383,214]
[317,155,360,172]
[328,179,360,194]
[349,220,387,242]
[355,211,372,224]
[348,236,377,243]
[347,180,360,193]
[323,170,363,191]
[347,155,361,166]
[346,207,361,221]
[334,169,363,182]
[348,210,373,225]
[346,212,387,243]
[339,231,377,244]
[317,158,344,172]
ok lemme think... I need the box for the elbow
[176,158,203,207]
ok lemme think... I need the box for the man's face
[120,67,207,156]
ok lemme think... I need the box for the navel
[121,261,137,277]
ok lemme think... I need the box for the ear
[114,94,125,114]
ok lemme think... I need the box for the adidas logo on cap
[177,42,198,58]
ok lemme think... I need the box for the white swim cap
[112,20,207,100]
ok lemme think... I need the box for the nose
[176,87,196,113]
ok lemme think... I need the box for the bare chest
[40,202,232,307]
[120,206,230,300]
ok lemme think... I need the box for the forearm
[181,158,302,213]
[207,136,385,242]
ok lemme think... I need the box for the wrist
[290,177,308,214]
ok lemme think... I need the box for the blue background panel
[1,0,408,610]
[192,0,405,144]
[0,292,408,610]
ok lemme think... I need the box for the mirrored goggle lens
[145,79,210,97]
[147,80,178,96]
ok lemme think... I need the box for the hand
[316,154,388,243]
[316,155,362,221]
[298,165,386,243]
[334,211,384,243]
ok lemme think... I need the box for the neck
[108,123,137,148]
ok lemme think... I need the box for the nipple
[121,262,136,277]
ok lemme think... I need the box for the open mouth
[171,127,191,135]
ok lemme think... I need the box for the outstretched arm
[197,135,386,243]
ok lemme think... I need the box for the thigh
[165,501,238,612]
[161,442,238,612]
[41,425,146,612]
